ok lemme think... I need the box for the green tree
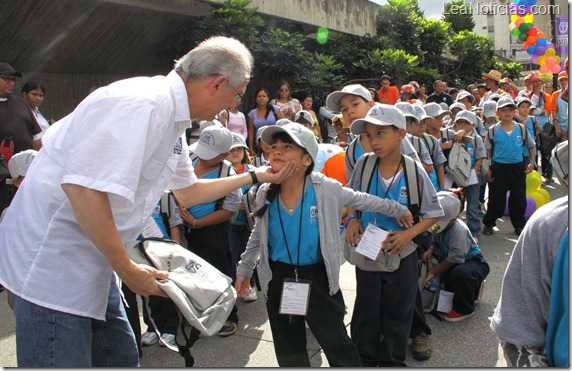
[169,0,263,57]
[419,18,451,70]
[376,0,424,58]
[354,48,424,87]
[442,0,475,33]
[445,30,496,85]
[498,62,524,81]
[295,53,344,106]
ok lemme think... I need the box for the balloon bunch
[508,0,562,74]
[505,170,552,218]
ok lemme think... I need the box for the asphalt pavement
[0,180,566,367]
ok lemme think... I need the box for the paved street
[0,180,566,367]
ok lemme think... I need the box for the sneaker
[159,333,177,348]
[444,310,475,322]
[410,330,432,360]
[482,226,494,236]
[514,227,523,236]
[543,177,553,184]
[141,331,159,346]
[218,321,238,337]
[243,288,257,302]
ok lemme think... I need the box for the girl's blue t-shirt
[248,105,281,132]
[268,183,321,265]
[187,161,219,223]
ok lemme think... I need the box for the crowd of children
[3,69,567,367]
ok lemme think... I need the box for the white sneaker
[159,333,177,348]
[244,288,257,302]
[141,331,159,346]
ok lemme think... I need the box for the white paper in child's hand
[356,224,389,261]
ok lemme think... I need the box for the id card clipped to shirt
[279,278,312,316]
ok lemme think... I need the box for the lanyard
[373,158,402,225]
[276,176,306,281]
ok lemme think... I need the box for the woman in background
[21,81,54,132]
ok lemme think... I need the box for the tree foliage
[498,62,525,81]
[442,0,476,33]
[419,18,452,70]
[376,0,424,58]
[446,30,497,85]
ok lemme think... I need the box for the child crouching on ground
[235,122,413,367]
[423,191,490,322]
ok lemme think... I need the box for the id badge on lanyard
[279,276,312,316]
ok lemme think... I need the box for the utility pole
[550,0,558,87]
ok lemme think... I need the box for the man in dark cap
[0,63,42,211]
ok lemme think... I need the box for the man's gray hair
[174,36,253,88]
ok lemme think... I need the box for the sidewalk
[0,181,566,367]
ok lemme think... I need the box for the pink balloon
[546,57,556,66]
[552,64,562,74]
[540,64,550,73]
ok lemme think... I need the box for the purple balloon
[531,55,538,64]
[524,196,536,218]
[509,3,518,14]
[546,43,555,49]
[535,45,546,55]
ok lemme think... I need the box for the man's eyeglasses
[0,75,18,83]
[212,74,245,101]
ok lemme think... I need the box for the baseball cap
[8,149,38,179]
[275,119,290,127]
[189,125,233,160]
[551,141,568,187]
[456,91,475,103]
[229,133,248,150]
[261,122,318,162]
[423,102,451,118]
[0,63,22,77]
[412,104,432,122]
[432,191,462,233]
[449,102,466,113]
[558,71,568,80]
[255,125,268,140]
[453,110,477,126]
[496,96,517,110]
[529,73,542,83]
[516,96,533,108]
[350,103,406,135]
[483,101,497,118]
[295,110,315,127]
[325,84,371,113]
[395,102,419,124]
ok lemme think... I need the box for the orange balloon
[515,18,524,26]
[527,35,538,44]
[537,32,547,38]
[523,41,531,50]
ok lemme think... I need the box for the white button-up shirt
[0,71,197,320]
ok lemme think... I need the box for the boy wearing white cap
[423,191,489,322]
[182,125,243,336]
[1,149,38,222]
[236,121,414,367]
[344,104,444,366]
[482,97,536,236]
[325,84,421,180]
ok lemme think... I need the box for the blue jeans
[12,276,139,367]
[464,182,481,238]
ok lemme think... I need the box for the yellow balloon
[536,187,551,204]
[555,56,561,65]
[537,55,547,66]
[545,48,556,57]
[531,170,542,183]
[529,191,546,209]
[523,14,534,23]
[526,171,542,193]
[511,14,519,22]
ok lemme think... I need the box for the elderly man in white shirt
[0,36,295,367]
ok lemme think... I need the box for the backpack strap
[487,124,498,164]
[160,190,172,236]
[359,153,380,194]
[408,135,423,158]
[422,133,435,157]
[215,160,233,210]
[402,155,421,224]
[346,138,358,170]
[189,151,198,162]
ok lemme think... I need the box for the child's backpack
[447,142,472,187]
[410,133,435,160]
[126,237,237,366]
